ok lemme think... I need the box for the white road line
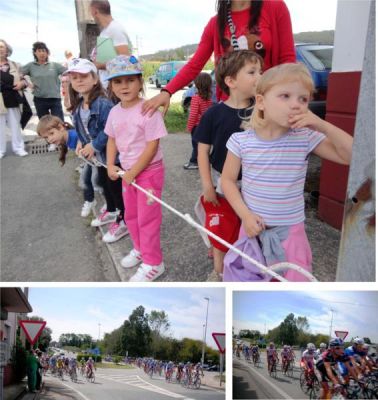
[58,380,92,400]
[236,357,292,400]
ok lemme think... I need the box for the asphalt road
[37,367,224,400]
[233,355,308,399]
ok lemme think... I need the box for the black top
[194,102,252,175]
[316,349,350,368]
[0,63,21,108]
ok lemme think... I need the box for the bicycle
[300,370,320,399]
[286,359,294,378]
[192,372,202,389]
[165,369,173,383]
[69,368,77,383]
[253,353,261,367]
[86,369,95,383]
[269,358,277,378]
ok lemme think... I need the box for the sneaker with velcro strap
[81,200,97,217]
[121,249,142,268]
[129,262,165,282]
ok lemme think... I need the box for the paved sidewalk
[1,122,341,282]
[201,372,225,391]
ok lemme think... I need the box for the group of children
[37,49,353,282]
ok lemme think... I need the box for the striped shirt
[186,94,213,133]
[226,128,325,226]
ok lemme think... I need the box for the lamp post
[201,297,210,366]
[98,323,101,342]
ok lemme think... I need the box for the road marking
[58,380,92,400]
[96,373,194,399]
[235,357,292,399]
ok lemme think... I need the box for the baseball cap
[63,58,97,75]
[105,55,143,80]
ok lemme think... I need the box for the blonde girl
[222,63,353,281]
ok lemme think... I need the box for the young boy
[195,50,263,280]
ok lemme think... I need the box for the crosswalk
[95,373,195,399]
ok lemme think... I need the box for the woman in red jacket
[143,0,295,115]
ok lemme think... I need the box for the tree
[121,306,152,356]
[277,313,299,345]
[148,310,170,336]
[363,337,371,344]
[296,316,309,332]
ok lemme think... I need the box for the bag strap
[75,100,92,146]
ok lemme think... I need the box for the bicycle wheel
[194,377,201,390]
[300,371,308,393]
[90,374,95,383]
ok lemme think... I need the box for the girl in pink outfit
[105,55,167,282]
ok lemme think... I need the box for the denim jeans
[82,164,94,202]
[33,97,64,121]
[189,126,198,164]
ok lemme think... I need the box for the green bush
[142,61,161,80]
[113,356,122,364]
[10,341,27,382]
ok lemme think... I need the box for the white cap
[63,58,97,75]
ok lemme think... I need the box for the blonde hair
[247,63,315,130]
[37,115,74,166]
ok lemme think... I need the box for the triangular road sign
[334,330,349,341]
[19,320,46,345]
[212,332,225,354]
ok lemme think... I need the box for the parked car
[206,365,220,371]
[155,61,186,88]
[181,70,217,113]
[295,43,333,119]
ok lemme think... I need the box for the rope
[78,156,318,282]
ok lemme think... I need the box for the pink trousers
[122,162,164,266]
[239,222,313,282]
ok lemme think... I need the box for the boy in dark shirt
[195,50,263,279]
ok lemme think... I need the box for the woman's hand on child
[203,186,219,206]
[142,92,171,117]
[107,165,122,181]
[242,212,265,237]
[75,142,82,156]
[288,110,325,131]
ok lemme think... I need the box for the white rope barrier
[79,156,318,282]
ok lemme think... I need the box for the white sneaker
[0,153,5,159]
[129,262,165,282]
[15,150,28,157]
[81,200,97,217]
[121,249,142,269]
[90,210,118,227]
[102,220,128,243]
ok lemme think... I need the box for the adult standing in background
[22,42,66,122]
[143,0,296,115]
[89,0,132,87]
[0,39,28,158]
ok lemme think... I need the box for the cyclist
[86,357,95,378]
[315,343,327,360]
[194,362,204,377]
[80,358,86,375]
[251,344,260,364]
[56,357,64,378]
[165,360,174,381]
[267,342,278,374]
[342,338,369,377]
[69,357,77,380]
[281,345,291,373]
[176,362,184,382]
[316,338,359,400]
[301,343,316,387]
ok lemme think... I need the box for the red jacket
[166,0,295,100]
[186,95,213,132]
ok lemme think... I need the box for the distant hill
[141,30,334,61]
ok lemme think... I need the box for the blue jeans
[189,126,198,164]
[82,164,94,202]
[34,97,64,121]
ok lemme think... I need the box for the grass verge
[96,362,135,369]
[164,102,187,133]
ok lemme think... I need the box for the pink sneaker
[102,220,128,243]
[90,210,118,227]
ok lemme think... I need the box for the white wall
[332,0,372,72]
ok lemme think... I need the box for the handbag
[0,93,7,114]
[20,93,33,129]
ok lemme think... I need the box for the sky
[27,287,225,348]
[0,0,338,65]
[233,291,378,342]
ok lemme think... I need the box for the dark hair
[194,72,212,101]
[32,41,50,62]
[216,0,263,49]
[90,0,111,15]
[215,49,263,96]
[36,115,74,166]
[67,71,107,112]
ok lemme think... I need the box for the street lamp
[329,309,335,340]
[98,323,101,342]
[201,297,210,366]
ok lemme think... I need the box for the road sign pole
[219,353,223,387]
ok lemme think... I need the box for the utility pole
[36,0,39,41]
[329,308,335,340]
[201,297,210,366]
[74,0,100,58]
